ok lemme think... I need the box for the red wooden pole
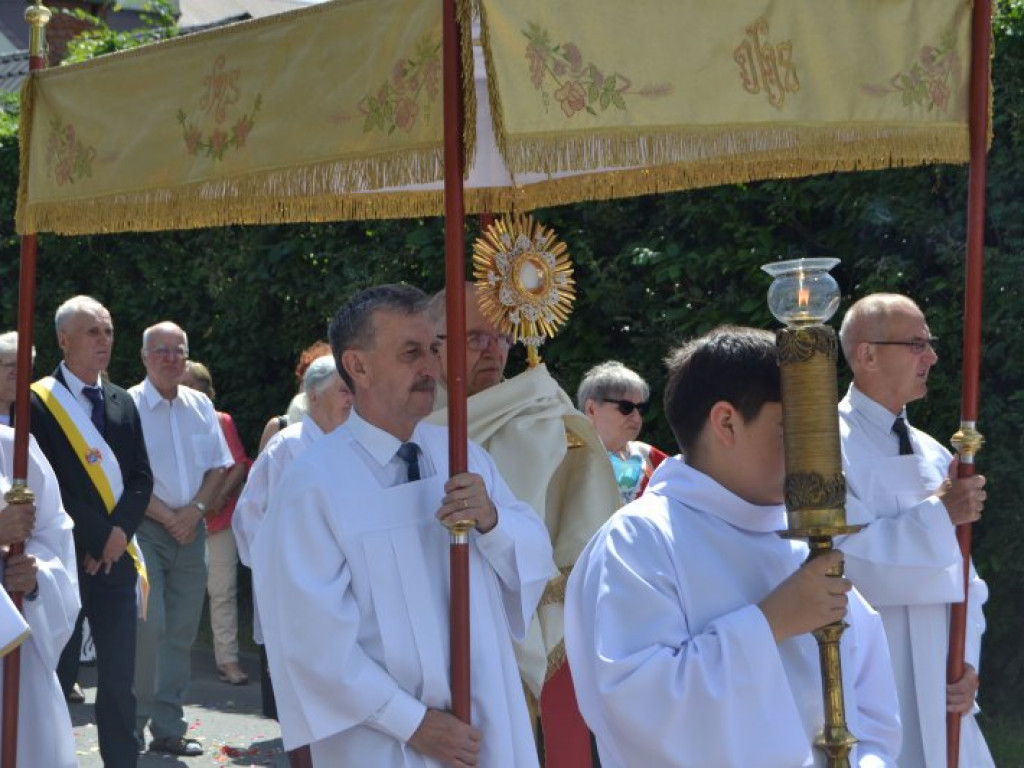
[947,0,992,766]
[441,0,471,723]
[3,8,49,766]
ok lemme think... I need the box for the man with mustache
[428,283,620,767]
[252,283,555,767]
[837,293,993,768]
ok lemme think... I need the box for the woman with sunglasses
[578,361,668,505]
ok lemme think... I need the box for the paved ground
[71,648,288,767]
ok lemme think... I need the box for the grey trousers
[135,517,208,740]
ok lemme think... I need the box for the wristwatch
[194,501,208,514]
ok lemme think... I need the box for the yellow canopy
[16,0,973,234]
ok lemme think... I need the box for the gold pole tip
[25,2,52,28]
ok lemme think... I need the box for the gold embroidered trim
[540,566,571,607]
[16,126,969,235]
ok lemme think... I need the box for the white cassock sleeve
[231,437,278,567]
[22,436,79,668]
[839,491,962,607]
[467,441,554,642]
[566,515,815,768]
[839,486,988,673]
[964,561,986,671]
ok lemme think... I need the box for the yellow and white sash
[31,377,149,618]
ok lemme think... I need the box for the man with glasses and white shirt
[837,293,994,768]
[428,283,620,767]
[129,322,232,758]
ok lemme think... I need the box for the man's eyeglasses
[603,398,650,416]
[437,331,514,351]
[867,336,938,354]
[147,345,189,360]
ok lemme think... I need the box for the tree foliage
[3,0,1024,714]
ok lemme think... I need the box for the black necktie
[82,385,106,434]
[396,441,421,483]
[892,416,913,455]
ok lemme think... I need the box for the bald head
[141,321,190,399]
[839,294,922,369]
[839,293,938,414]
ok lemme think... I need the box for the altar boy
[565,326,901,768]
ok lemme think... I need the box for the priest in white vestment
[836,294,993,768]
[566,327,901,768]
[253,285,554,767]
[427,283,620,766]
[0,425,80,768]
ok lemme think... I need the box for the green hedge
[3,2,1024,710]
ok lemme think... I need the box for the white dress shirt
[128,378,232,507]
[345,408,437,488]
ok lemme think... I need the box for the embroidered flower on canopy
[522,22,672,119]
[177,55,263,161]
[45,117,96,186]
[862,29,962,113]
[354,35,441,135]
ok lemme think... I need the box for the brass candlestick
[763,258,862,768]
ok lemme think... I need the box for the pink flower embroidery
[563,43,583,74]
[233,116,252,147]
[395,98,419,132]
[422,58,441,100]
[210,129,227,156]
[354,35,441,136]
[55,157,73,186]
[929,80,951,111]
[554,80,586,117]
[185,125,201,155]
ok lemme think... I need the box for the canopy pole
[947,0,992,766]
[441,0,471,723]
[3,6,50,767]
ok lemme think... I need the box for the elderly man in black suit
[29,295,153,768]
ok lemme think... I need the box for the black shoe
[65,683,85,704]
[149,736,204,757]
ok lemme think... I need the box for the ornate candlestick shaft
[764,258,860,768]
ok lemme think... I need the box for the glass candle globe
[761,258,841,325]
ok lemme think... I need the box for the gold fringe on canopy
[17,0,979,234]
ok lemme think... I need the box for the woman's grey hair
[303,355,339,396]
[577,361,650,410]
[0,331,36,364]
